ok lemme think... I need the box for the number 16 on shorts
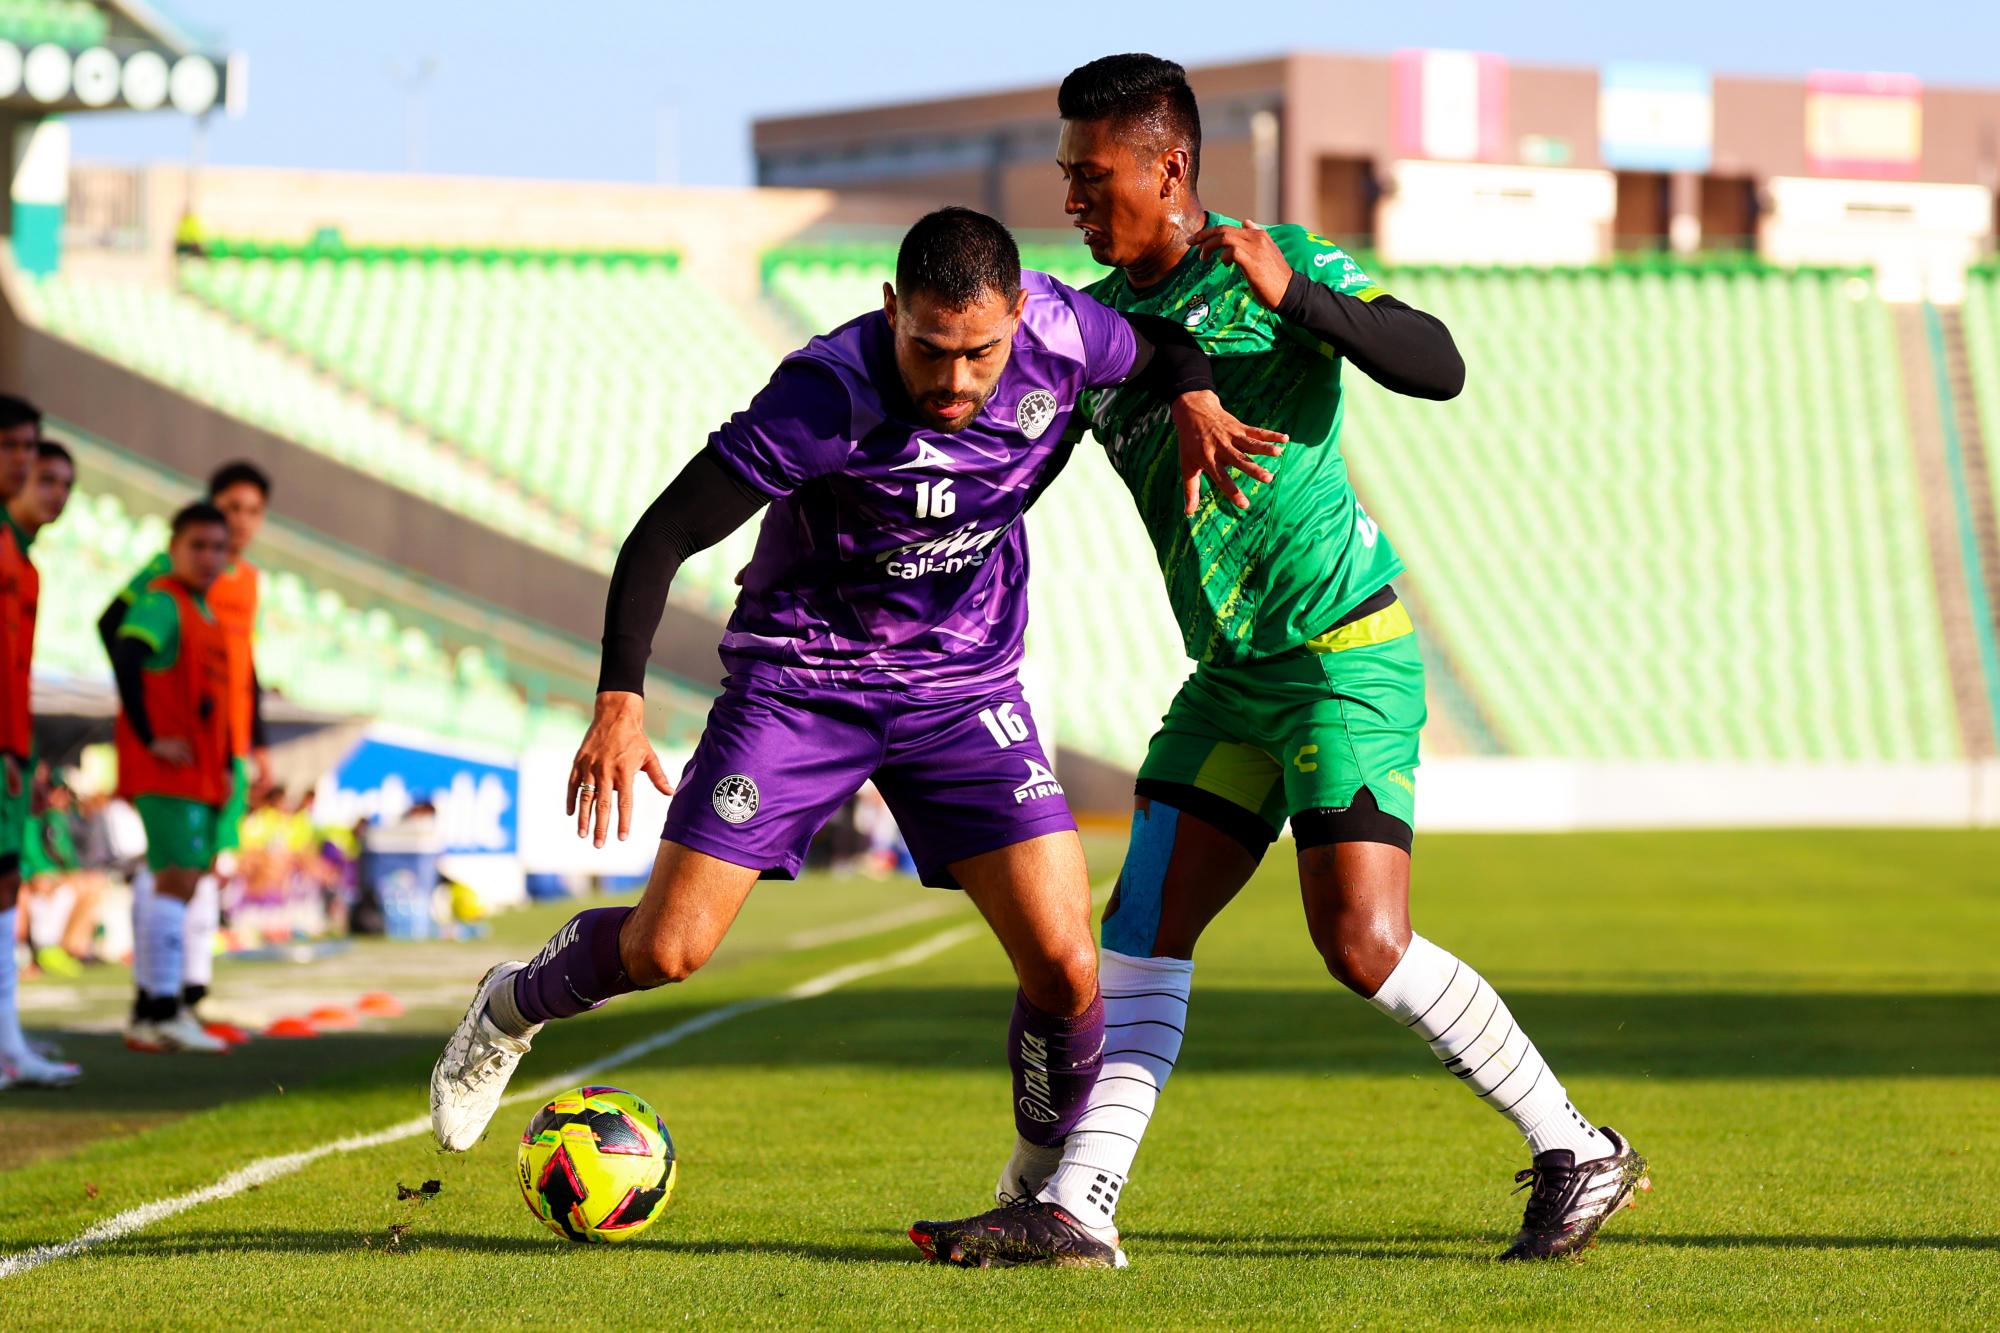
[978,701,1030,747]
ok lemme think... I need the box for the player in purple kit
[431,209,1283,1258]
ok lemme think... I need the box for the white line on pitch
[0,921,983,1282]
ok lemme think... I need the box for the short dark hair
[0,394,42,432]
[894,206,1021,309]
[1058,53,1202,189]
[208,459,271,499]
[170,500,228,538]
[35,439,72,468]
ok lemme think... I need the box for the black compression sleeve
[111,636,155,746]
[1122,312,1215,401]
[1276,273,1465,400]
[97,596,129,662]
[597,447,771,696]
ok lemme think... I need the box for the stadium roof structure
[0,0,241,118]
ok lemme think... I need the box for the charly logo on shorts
[1015,389,1058,440]
[712,774,759,824]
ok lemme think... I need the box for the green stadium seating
[175,250,769,614]
[1340,265,1957,761]
[34,486,706,755]
[23,274,599,565]
[0,0,107,49]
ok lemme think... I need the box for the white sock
[136,892,188,1003]
[1038,949,1193,1230]
[183,875,219,990]
[1369,934,1608,1162]
[0,907,28,1059]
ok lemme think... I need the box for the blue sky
[71,0,2000,186]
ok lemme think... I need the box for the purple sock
[509,906,637,1026]
[1009,989,1106,1146]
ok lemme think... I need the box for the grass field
[2,828,1996,1328]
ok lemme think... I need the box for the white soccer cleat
[6,1047,83,1086]
[126,1011,230,1054]
[431,962,540,1152]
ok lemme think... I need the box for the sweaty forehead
[903,292,1018,351]
[1058,117,1158,167]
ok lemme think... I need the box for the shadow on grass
[1136,1228,2000,1261]
[20,986,1997,1140]
[112,1227,916,1265]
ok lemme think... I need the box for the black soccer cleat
[909,1199,1128,1269]
[1498,1126,1649,1261]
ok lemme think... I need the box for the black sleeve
[97,596,129,662]
[1276,273,1465,401]
[111,636,155,747]
[1120,312,1215,402]
[597,447,771,696]
[249,662,269,749]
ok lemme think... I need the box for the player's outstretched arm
[572,448,769,847]
[1194,219,1465,401]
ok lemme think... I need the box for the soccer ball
[517,1085,677,1243]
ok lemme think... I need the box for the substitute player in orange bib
[100,461,270,1045]
[109,503,237,1054]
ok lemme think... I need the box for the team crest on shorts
[1015,389,1058,440]
[712,774,759,824]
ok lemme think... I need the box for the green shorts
[0,755,25,870]
[135,795,224,872]
[1137,599,1426,838]
[217,755,254,853]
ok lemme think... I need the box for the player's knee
[626,935,713,988]
[1314,916,1409,996]
[1017,936,1098,1017]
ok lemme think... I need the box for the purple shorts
[661,677,1076,889]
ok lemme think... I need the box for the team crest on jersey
[712,774,760,825]
[1182,301,1210,329]
[1015,389,1058,440]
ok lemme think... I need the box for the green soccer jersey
[117,551,171,606]
[1080,213,1404,664]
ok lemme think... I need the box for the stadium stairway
[1933,304,2000,707]
[1891,304,2000,758]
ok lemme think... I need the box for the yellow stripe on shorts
[1303,599,1414,654]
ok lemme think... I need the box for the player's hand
[149,737,195,767]
[1170,390,1288,514]
[569,690,674,848]
[251,746,272,788]
[1191,219,1293,310]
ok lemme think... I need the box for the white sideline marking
[782,899,961,951]
[0,921,983,1281]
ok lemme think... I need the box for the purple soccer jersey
[708,269,1138,694]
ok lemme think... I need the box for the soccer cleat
[994,1136,1062,1206]
[126,1011,231,1054]
[431,962,539,1152]
[909,1198,1128,1269]
[1497,1126,1648,1261]
[4,1047,83,1087]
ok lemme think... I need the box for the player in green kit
[913,55,1644,1269]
